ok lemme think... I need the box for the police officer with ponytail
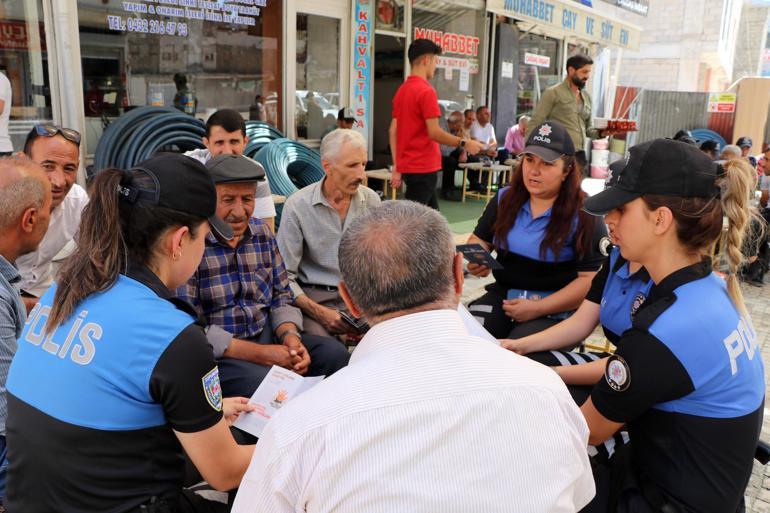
[579,140,764,513]
[5,154,255,513]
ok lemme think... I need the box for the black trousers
[467,283,560,339]
[403,171,440,210]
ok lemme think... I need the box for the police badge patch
[630,292,647,317]
[202,367,223,411]
[605,355,631,392]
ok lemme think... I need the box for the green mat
[438,197,486,234]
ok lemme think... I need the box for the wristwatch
[458,139,466,149]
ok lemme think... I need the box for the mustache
[225,215,248,224]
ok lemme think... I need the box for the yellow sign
[707,93,736,113]
[487,0,641,51]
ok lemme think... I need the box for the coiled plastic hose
[253,138,324,226]
[691,129,727,151]
[93,107,206,171]
[244,121,283,158]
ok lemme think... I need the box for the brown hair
[493,156,595,260]
[642,159,759,315]
[46,168,205,333]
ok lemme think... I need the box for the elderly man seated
[277,129,380,341]
[176,154,349,398]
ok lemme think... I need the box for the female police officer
[579,140,763,513]
[467,120,606,338]
[5,154,255,512]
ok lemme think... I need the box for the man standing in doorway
[528,55,609,170]
[389,39,483,209]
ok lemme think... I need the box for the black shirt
[6,265,223,513]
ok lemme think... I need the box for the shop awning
[486,0,641,51]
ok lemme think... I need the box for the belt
[298,282,338,292]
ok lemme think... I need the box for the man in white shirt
[16,125,88,311]
[0,71,11,156]
[185,108,277,231]
[233,201,595,513]
[470,105,499,159]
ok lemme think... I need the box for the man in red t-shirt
[389,39,483,209]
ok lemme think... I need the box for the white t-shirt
[183,148,276,220]
[470,121,497,149]
[0,73,12,153]
[17,183,89,297]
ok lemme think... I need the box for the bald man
[0,156,51,501]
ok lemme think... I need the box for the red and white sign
[524,52,550,68]
[413,27,481,57]
[0,21,46,51]
[435,56,479,74]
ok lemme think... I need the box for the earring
[172,251,181,261]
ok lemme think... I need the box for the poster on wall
[352,0,373,145]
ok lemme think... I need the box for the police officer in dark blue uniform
[579,139,765,513]
[6,154,256,513]
[467,120,607,339]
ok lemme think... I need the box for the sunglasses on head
[34,124,81,146]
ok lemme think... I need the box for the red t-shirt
[392,76,442,174]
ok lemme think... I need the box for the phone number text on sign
[107,15,189,36]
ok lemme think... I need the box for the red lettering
[357,69,365,79]
[357,45,367,55]
[356,108,365,116]
[472,37,480,56]
[414,27,427,39]
[358,10,368,21]
[358,94,364,103]
[357,33,367,44]
[356,58,366,68]
[357,23,366,32]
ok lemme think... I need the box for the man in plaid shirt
[176,155,349,398]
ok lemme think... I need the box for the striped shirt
[0,255,24,435]
[176,218,302,341]
[232,309,595,513]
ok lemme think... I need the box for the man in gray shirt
[0,156,51,501]
[277,129,380,341]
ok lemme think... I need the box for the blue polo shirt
[473,187,606,291]
[592,259,764,512]
[585,246,653,344]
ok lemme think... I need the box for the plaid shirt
[176,218,303,341]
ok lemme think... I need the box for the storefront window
[0,0,53,151]
[517,34,560,117]
[77,0,283,154]
[295,13,340,140]
[413,1,486,118]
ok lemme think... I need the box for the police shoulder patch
[202,366,223,412]
[605,355,631,392]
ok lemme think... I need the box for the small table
[458,163,512,203]
[364,169,398,200]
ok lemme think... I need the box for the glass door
[286,0,350,142]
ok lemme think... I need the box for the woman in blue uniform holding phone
[467,120,607,339]
[579,139,764,513]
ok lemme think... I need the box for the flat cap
[205,154,266,183]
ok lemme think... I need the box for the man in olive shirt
[528,55,609,169]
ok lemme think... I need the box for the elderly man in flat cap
[176,155,349,399]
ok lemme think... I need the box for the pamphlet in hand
[232,366,324,438]
[457,244,504,270]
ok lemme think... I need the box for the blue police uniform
[470,186,607,338]
[592,259,765,512]
[5,265,223,513]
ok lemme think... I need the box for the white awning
[486,0,642,51]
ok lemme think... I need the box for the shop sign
[487,0,641,51]
[105,0,267,37]
[413,27,481,57]
[351,0,373,140]
[0,21,46,51]
[435,56,479,74]
[707,93,736,113]
[524,52,550,68]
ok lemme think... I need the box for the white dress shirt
[16,183,89,297]
[232,309,595,513]
[470,120,497,148]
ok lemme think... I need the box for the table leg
[461,168,468,203]
[485,169,493,202]
[391,180,397,200]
